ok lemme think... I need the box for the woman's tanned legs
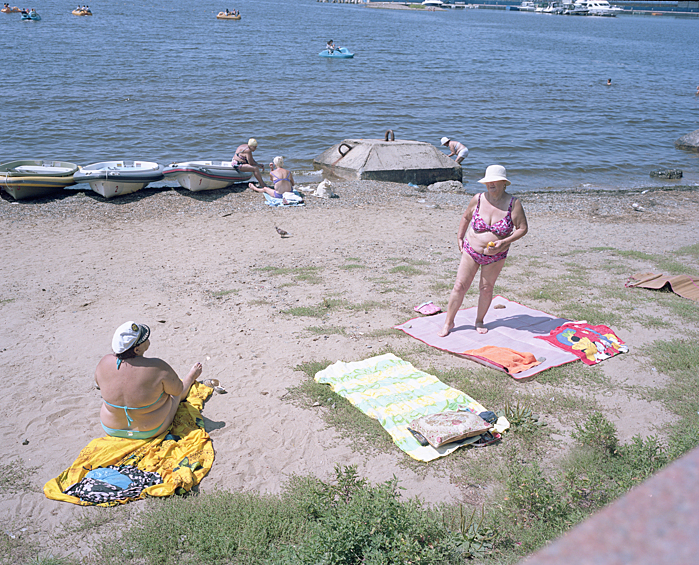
[439,252,480,337]
[158,363,202,434]
[474,259,506,334]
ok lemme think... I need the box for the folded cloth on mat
[314,353,488,462]
[394,296,578,381]
[626,272,699,302]
[462,346,541,374]
[535,322,627,366]
[44,382,214,506]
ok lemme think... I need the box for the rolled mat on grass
[394,296,578,381]
[314,353,489,462]
[626,272,699,302]
[44,382,214,506]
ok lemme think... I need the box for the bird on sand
[275,226,290,237]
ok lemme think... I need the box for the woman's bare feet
[438,323,454,337]
[249,182,263,192]
[182,362,202,397]
[475,321,488,334]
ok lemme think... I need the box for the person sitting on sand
[440,137,469,165]
[249,155,295,199]
[95,321,203,440]
[439,165,528,336]
[232,138,267,188]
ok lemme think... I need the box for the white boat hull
[163,161,253,192]
[74,160,164,199]
[89,179,150,199]
[171,173,233,191]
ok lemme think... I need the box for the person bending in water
[440,136,469,165]
[249,155,295,198]
[232,138,267,188]
[439,165,528,336]
[95,321,203,439]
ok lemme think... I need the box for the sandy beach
[1,180,698,558]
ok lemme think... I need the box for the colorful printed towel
[314,353,487,462]
[44,382,214,506]
[535,322,628,366]
[462,346,541,374]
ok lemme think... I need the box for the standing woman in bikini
[439,165,528,336]
[95,322,203,439]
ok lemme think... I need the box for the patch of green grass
[345,300,384,312]
[389,265,424,276]
[256,266,323,284]
[340,263,366,270]
[0,298,15,305]
[364,328,406,339]
[552,301,626,328]
[656,257,698,276]
[630,314,672,329]
[665,298,699,324]
[282,298,344,318]
[210,288,238,297]
[307,326,347,336]
[613,249,657,262]
[674,243,699,257]
[431,280,453,293]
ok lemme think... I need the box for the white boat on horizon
[519,1,538,12]
[74,160,164,199]
[573,0,616,16]
[163,161,253,191]
[422,0,444,7]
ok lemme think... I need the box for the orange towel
[462,346,541,374]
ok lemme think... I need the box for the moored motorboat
[74,160,164,199]
[573,0,615,15]
[319,47,354,59]
[163,161,252,191]
[0,160,78,200]
[519,1,538,11]
[216,11,241,19]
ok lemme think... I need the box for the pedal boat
[21,10,40,20]
[74,160,164,199]
[319,47,354,59]
[0,160,78,200]
[1,6,21,12]
[163,161,252,191]
[71,9,92,15]
[216,12,241,19]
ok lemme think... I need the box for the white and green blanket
[315,353,487,462]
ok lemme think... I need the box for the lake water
[2,0,699,192]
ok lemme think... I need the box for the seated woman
[249,155,295,199]
[232,138,268,187]
[326,39,335,52]
[95,321,202,440]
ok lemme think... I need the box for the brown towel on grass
[626,273,699,302]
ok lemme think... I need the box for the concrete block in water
[313,137,462,184]
[675,129,699,152]
[650,168,683,179]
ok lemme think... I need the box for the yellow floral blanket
[44,382,214,506]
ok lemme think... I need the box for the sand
[1,180,698,555]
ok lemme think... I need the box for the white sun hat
[440,137,450,145]
[112,321,150,354]
[478,164,511,186]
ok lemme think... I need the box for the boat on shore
[319,47,354,58]
[0,160,78,200]
[74,160,164,199]
[163,161,252,191]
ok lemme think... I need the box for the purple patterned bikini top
[471,194,515,237]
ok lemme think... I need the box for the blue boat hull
[319,48,354,59]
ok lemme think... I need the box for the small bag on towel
[408,411,492,448]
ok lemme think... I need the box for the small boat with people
[20,8,40,20]
[74,160,164,199]
[1,4,21,12]
[319,47,354,59]
[163,161,252,191]
[216,9,240,19]
[0,160,78,200]
[72,6,92,16]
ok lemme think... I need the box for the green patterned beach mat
[315,353,487,462]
